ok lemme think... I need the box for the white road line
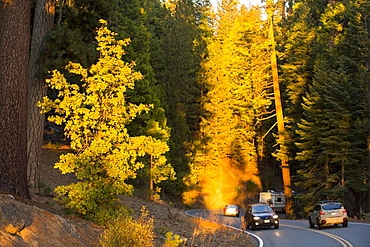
[185,210,264,247]
[280,224,353,247]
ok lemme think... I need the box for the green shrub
[154,226,170,236]
[44,201,54,207]
[88,204,132,226]
[361,211,370,221]
[163,231,183,247]
[37,180,52,195]
[100,206,155,247]
[43,186,52,195]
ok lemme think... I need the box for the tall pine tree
[111,0,172,197]
[295,0,370,216]
[157,0,208,195]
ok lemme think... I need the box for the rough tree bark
[0,0,31,198]
[28,0,56,189]
[268,0,293,218]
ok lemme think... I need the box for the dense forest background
[0,0,369,220]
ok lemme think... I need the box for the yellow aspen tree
[39,20,175,217]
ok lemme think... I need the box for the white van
[259,190,285,213]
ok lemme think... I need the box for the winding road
[186,209,370,247]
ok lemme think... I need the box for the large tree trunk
[268,0,293,218]
[28,0,56,189]
[0,0,31,198]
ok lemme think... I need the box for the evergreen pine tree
[280,1,329,185]
[43,0,118,73]
[295,1,370,216]
[157,0,208,195]
[111,0,172,197]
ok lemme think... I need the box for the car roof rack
[319,200,341,204]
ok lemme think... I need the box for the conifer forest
[0,0,369,220]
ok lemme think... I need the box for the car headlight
[253,216,260,220]
[273,215,279,219]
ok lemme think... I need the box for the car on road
[308,200,348,229]
[223,205,240,217]
[243,203,279,230]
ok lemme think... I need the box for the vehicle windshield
[322,204,342,210]
[252,205,273,213]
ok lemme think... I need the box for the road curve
[185,209,262,246]
[185,209,370,247]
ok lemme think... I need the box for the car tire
[316,220,322,230]
[274,223,279,229]
[309,219,315,228]
[343,221,348,227]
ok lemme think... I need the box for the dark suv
[243,203,279,230]
[308,200,348,229]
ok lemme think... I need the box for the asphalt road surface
[186,209,370,247]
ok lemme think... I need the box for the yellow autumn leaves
[38,20,174,215]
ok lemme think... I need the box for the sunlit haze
[191,0,266,210]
